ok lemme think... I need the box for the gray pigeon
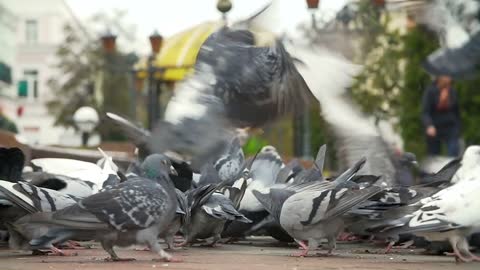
[182,167,250,247]
[149,5,314,169]
[214,137,245,183]
[106,112,151,160]
[253,158,383,256]
[0,180,79,255]
[159,188,189,250]
[8,154,180,262]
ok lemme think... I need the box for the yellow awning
[134,21,224,81]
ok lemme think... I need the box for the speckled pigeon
[9,154,180,262]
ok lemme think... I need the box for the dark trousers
[426,135,460,157]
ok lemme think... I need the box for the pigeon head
[461,145,480,169]
[399,152,418,168]
[141,154,175,180]
[260,145,277,154]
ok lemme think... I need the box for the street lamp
[100,29,117,53]
[73,106,99,147]
[306,0,320,29]
[147,30,164,130]
[217,0,232,22]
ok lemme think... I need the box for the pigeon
[159,188,189,250]
[29,157,118,196]
[375,177,480,262]
[214,137,245,183]
[0,180,79,254]
[253,158,383,256]
[106,112,151,160]
[106,112,196,191]
[8,154,180,262]
[382,0,480,78]
[450,145,480,184]
[182,166,251,247]
[344,157,462,250]
[148,4,316,169]
[0,147,25,183]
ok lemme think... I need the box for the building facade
[0,0,83,145]
[0,2,17,100]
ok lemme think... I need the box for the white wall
[1,0,85,145]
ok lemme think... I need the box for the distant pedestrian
[421,75,461,157]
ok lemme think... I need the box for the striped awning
[135,21,224,81]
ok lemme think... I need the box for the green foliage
[455,73,480,146]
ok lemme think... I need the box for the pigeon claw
[48,247,78,256]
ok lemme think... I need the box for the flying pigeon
[253,158,383,256]
[148,3,316,169]
[106,112,151,160]
[9,154,180,262]
[382,0,480,78]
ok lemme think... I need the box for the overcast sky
[66,0,348,54]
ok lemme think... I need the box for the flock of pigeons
[1,130,480,263]
[0,1,480,264]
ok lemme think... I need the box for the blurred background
[0,0,477,172]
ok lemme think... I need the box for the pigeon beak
[170,165,178,176]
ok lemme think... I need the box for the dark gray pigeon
[0,148,25,183]
[149,5,314,169]
[8,154,180,262]
[159,188,189,250]
[182,168,250,247]
[253,158,383,257]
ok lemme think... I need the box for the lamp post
[217,0,232,22]
[306,0,319,30]
[100,29,117,53]
[147,30,163,130]
[73,106,99,147]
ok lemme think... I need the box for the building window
[18,70,39,98]
[25,19,38,44]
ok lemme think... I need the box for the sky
[66,0,348,54]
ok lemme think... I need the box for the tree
[46,11,137,141]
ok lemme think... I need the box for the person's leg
[426,136,441,155]
[446,136,460,157]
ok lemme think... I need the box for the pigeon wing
[79,178,172,231]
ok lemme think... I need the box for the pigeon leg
[445,237,472,263]
[165,235,182,250]
[323,237,336,256]
[384,241,395,254]
[201,234,222,247]
[48,246,78,256]
[101,241,135,262]
[291,240,309,257]
[149,240,182,262]
[60,241,88,250]
[393,240,415,249]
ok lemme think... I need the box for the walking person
[421,75,461,157]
